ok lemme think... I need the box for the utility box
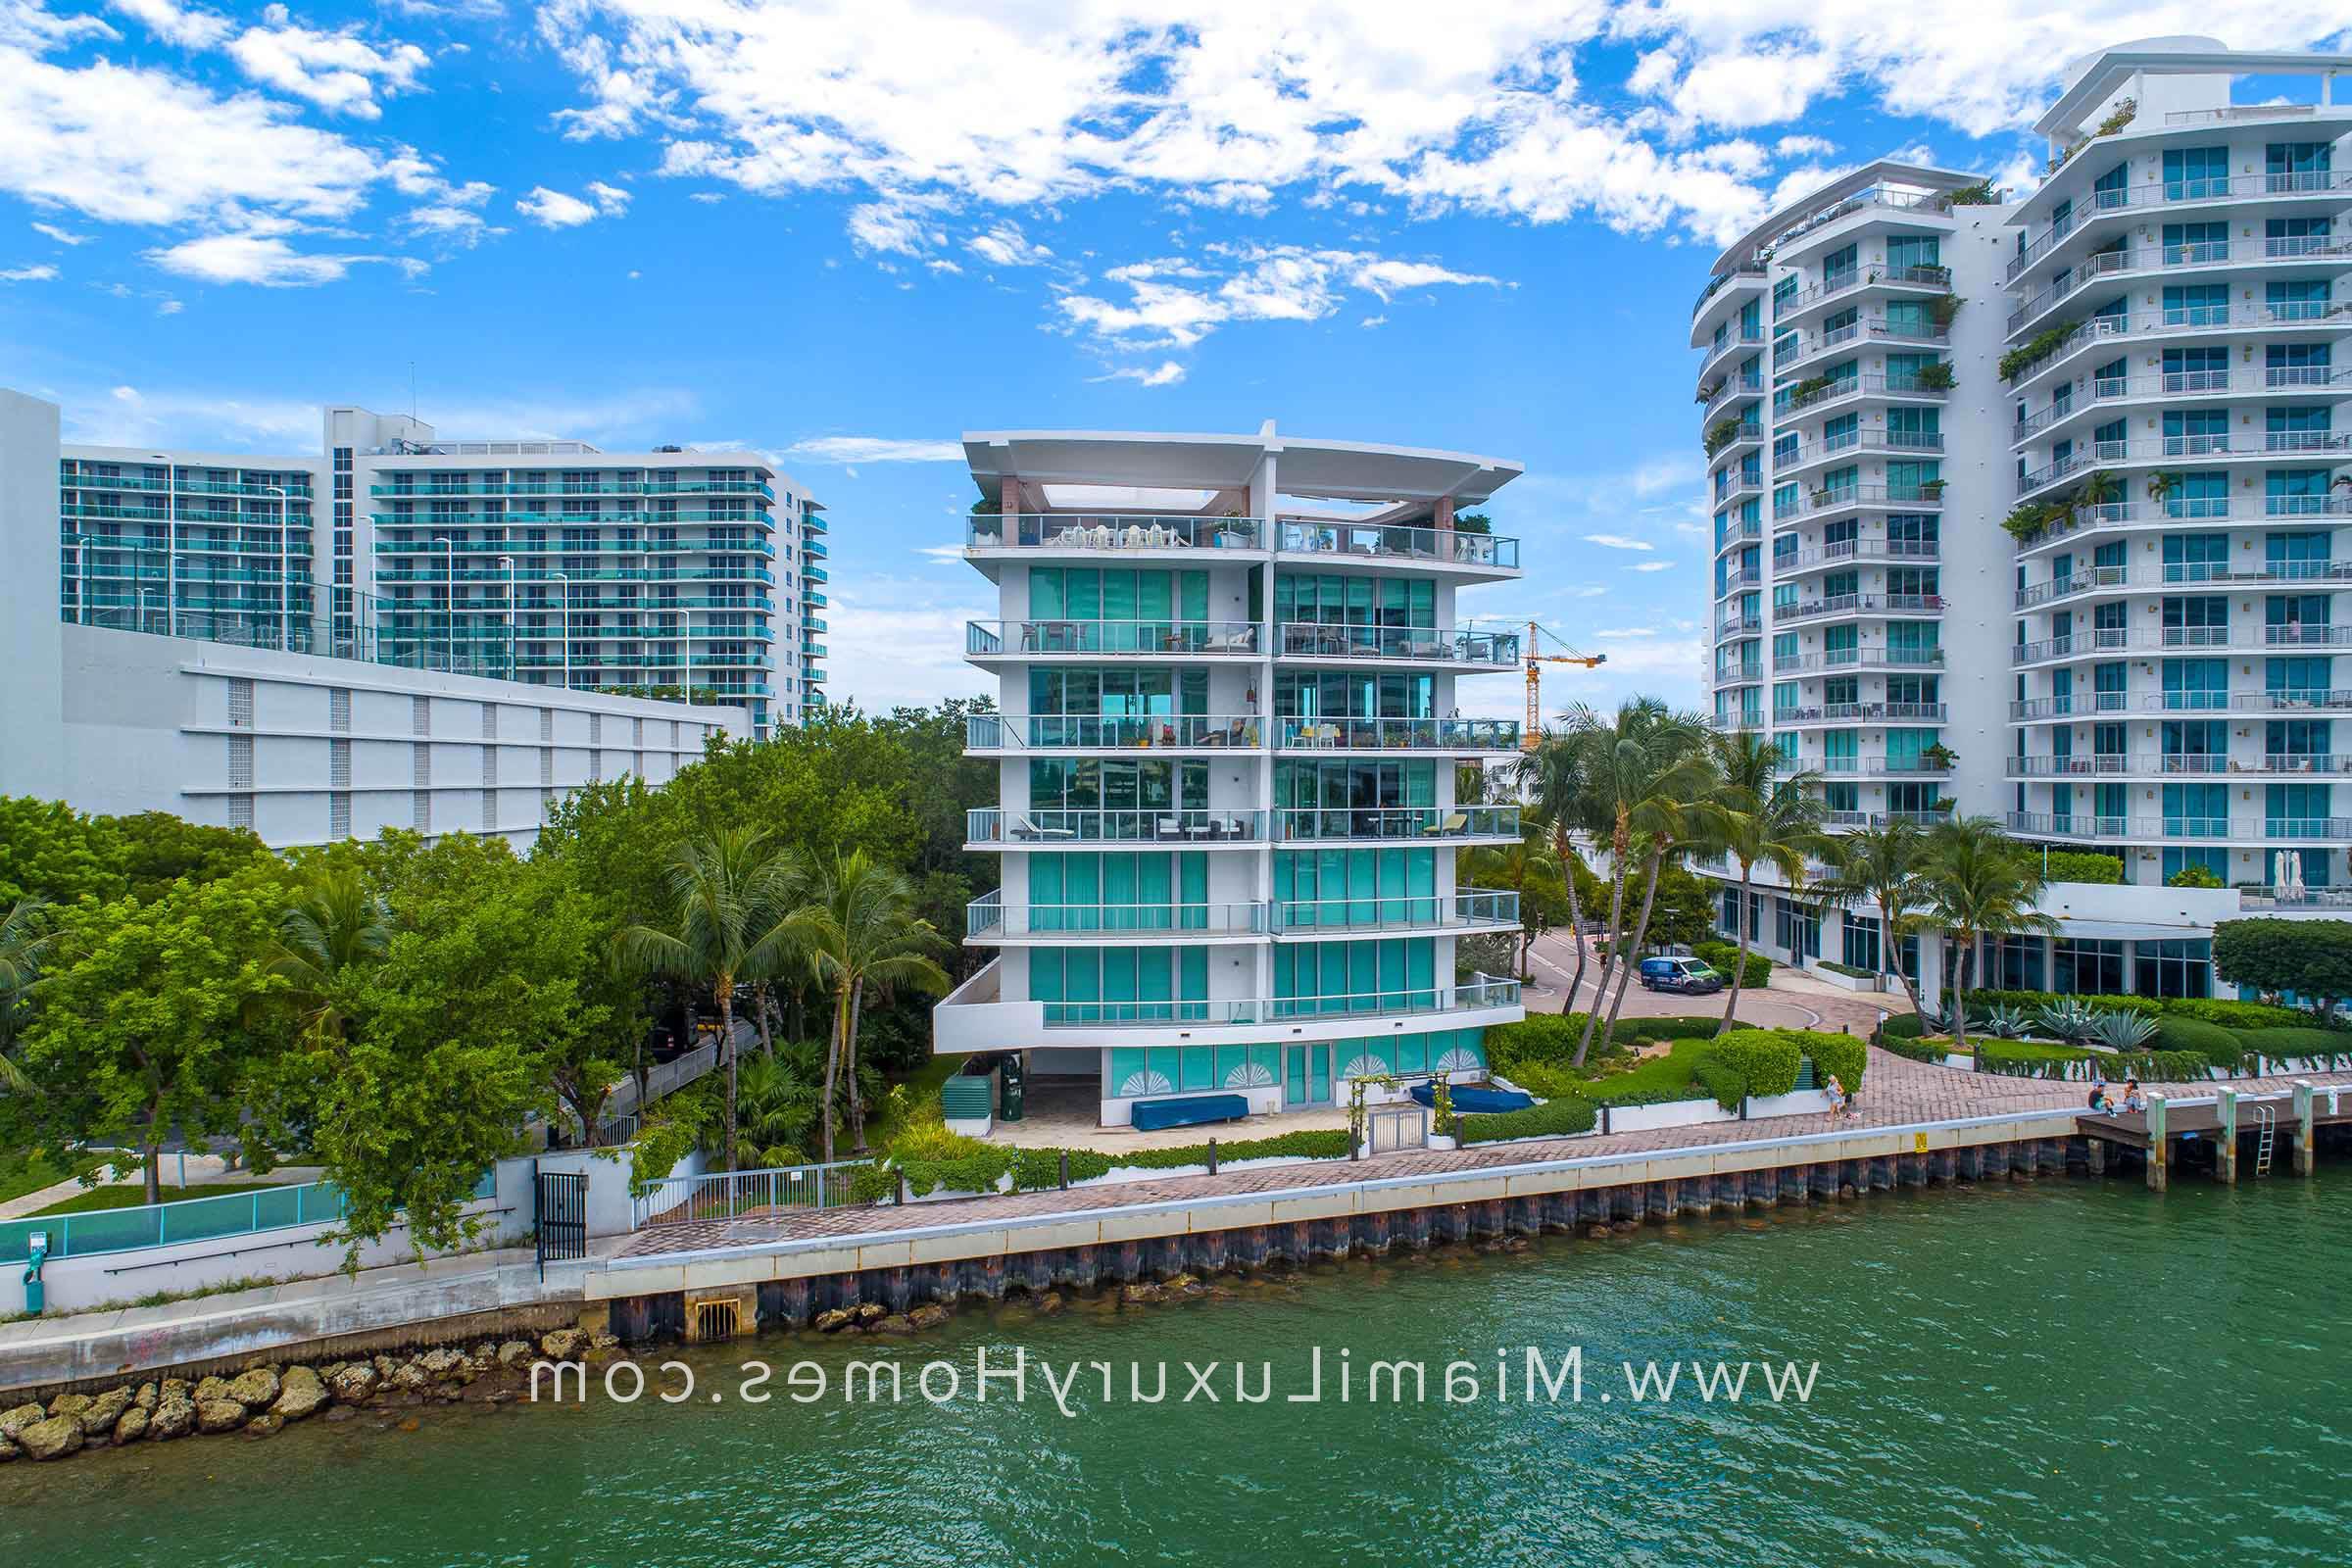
[999,1054,1026,1122]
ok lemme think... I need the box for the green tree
[1698,734,1828,1033]
[786,849,953,1159]
[15,865,290,1202]
[0,898,56,1094]
[1551,700,1716,1064]
[108,811,269,902]
[262,866,393,1046]
[0,797,125,908]
[1511,736,1597,1013]
[1919,816,2058,1057]
[286,840,604,1253]
[1814,819,1937,1023]
[621,827,807,1171]
[1463,830,1565,981]
[2213,917,2352,1018]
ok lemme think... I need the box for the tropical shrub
[1979,1044,2210,1082]
[1457,1097,1598,1145]
[2214,918,2352,1017]
[2036,1000,2106,1045]
[2234,1027,2352,1068]
[2163,998,2313,1031]
[2088,1009,2160,1051]
[2042,852,2124,885]
[1692,1054,1747,1110]
[1876,1031,1953,1064]
[1694,941,1771,989]
[2165,863,2225,889]
[1981,1004,2034,1039]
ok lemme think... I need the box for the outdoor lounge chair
[1422,811,1469,836]
[1013,815,1077,841]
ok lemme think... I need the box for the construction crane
[1521,620,1605,752]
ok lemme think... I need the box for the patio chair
[1013,815,1077,841]
[1422,811,1469,836]
[1121,525,1148,549]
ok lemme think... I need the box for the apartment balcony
[2011,623,2352,668]
[2006,811,2352,844]
[1698,371,1765,416]
[965,713,1264,754]
[2006,235,2352,337]
[1773,538,1939,578]
[1713,664,1764,686]
[1776,646,1942,673]
[967,514,1262,560]
[1773,371,1951,428]
[1814,756,1953,778]
[965,892,1270,943]
[1824,808,1952,830]
[1716,613,1761,637]
[2009,686,2352,716]
[2004,169,2352,285]
[1695,328,1768,386]
[1272,805,1519,843]
[1712,474,1763,507]
[1772,702,1947,726]
[1690,265,1769,339]
[1030,976,1523,1033]
[1715,517,1763,557]
[368,479,776,500]
[2006,753,2352,778]
[1774,264,1954,331]
[1276,520,1520,574]
[2012,496,2352,556]
[2013,366,2352,445]
[1775,429,1944,480]
[2015,559,2352,610]
[2001,305,2352,396]
[2018,433,2352,501]
[1776,592,1945,624]
[1269,888,1520,937]
[59,473,171,494]
[1276,623,1521,666]
[60,505,172,523]
[1777,319,1947,375]
[966,808,1268,848]
[1275,716,1521,755]
[965,619,1260,659]
[1717,570,1764,596]
[1774,482,1944,524]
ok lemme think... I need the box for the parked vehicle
[1638,956,1724,995]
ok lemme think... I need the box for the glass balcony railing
[1276,520,1519,570]
[968,514,1263,551]
[966,713,1264,750]
[966,808,1268,845]
[1276,624,1521,662]
[1270,889,1519,932]
[1272,805,1519,841]
[966,891,1271,938]
[1276,716,1522,751]
[966,619,1260,656]
[1039,974,1521,1028]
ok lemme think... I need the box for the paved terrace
[613,1053,2352,1260]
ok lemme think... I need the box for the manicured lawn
[30,1180,291,1217]
[0,1152,104,1205]
[1546,1038,1716,1104]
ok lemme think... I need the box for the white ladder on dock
[2253,1103,2278,1178]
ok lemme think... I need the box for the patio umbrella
[2275,849,2293,898]
[2289,850,2308,902]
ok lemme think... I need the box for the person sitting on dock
[2087,1083,2113,1113]
[2121,1080,2146,1113]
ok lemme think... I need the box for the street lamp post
[553,570,571,691]
[437,537,456,671]
[63,531,91,625]
[499,554,516,681]
[265,483,290,652]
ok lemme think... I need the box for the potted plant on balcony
[1931,295,1964,331]
[2073,469,2121,518]
[1915,361,1956,392]
[1695,379,1723,405]
[1921,742,1958,770]
[1920,478,1946,501]
[1704,417,1742,458]
[2146,470,2181,509]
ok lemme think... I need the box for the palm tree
[734,1042,827,1166]
[1920,816,2059,1060]
[785,850,952,1159]
[1813,819,1936,1023]
[1554,699,1716,1063]
[0,898,54,1094]
[621,827,807,1171]
[262,868,394,1047]
[1510,735,1596,1015]
[1463,829,1562,981]
[1697,734,1828,1034]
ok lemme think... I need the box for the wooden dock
[2077,1082,2352,1188]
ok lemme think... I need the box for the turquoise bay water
[6,1173,2348,1566]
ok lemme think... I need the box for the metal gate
[1366,1104,1430,1155]
[534,1167,588,1277]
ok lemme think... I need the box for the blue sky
[5,2,2349,716]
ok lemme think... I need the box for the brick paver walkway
[614,1054,2352,1259]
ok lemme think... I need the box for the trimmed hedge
[2152,1015,2244,1072]
[1458,1096,1599,1145]
[2235,1027,2352,1067]
[1978,1043,2212,1082]
[2042,851,2124,885]
[1877,1031,1954,1064]
[1803,1033,1868,1096]
[1710,1029,1803,1101]
[883,1129,1353,1198]
[2163,998,2311,1031]
[1693,941,1772,990]
[1962,989,2161,1018]
[1692,1054,1746,1110]
[1879,1012,1926,1042]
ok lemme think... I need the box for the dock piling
[2293,1082,2317,1177]
[2216,1090,2239,1184]
[2146,1095,2169,1192]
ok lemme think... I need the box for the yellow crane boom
[1521,620,1604,751]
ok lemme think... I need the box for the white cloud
[145,231,398,286]
[1056,241,1500,351]
[1583,533,1654,552]
[785,435,961,464]
[514,181,629,227]
[106,0,229,48]
[1358,314,1386,328]
[966,220,1051,269]
[155,296,182,314]
[29,220,84,244]
[224,13,430,120]
[1094,361,1186,388]
[1627,560,1676,572]
[1,262,59,280]
[1774,133,1835,160]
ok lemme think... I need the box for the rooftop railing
[968,514,1263,552]
[1276,520,1520,570]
